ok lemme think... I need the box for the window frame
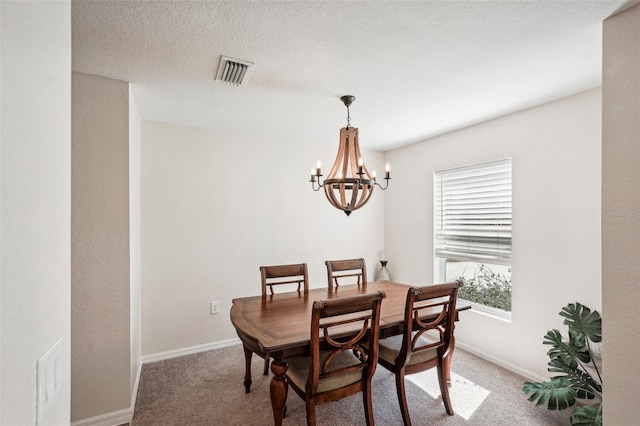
[433,158,512,319]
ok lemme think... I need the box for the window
[434,159,512,318]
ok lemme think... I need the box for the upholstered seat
[377,334,439,367]
[287,350,364,393]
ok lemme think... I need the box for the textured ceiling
[72,1,629,151]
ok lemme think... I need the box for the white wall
[385,89,602,380]
[71,72,133,422]
[140,121,386,356]
[1,1,71,424]
[602,4,640,424]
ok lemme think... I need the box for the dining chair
[325,258,367,288]
[260,263,309,296]
[375,281,462,426]
[284,291,386,426]
[242,263,309,393]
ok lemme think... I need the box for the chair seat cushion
[286,350,363,393]
[378,335,438,366]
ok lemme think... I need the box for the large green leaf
[522,378,576,410]
[547,358,601,399]
[560,303,602,346]
[544,329,590,365]
[570,404,602,426]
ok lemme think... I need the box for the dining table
[230,280,471,426]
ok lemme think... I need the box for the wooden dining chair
[325,258,367,288]
[242,263,309,393]
[260,263,309,296]
[375,281,462,426]
[285,291,386,426]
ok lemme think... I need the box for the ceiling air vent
[216,56,255,86]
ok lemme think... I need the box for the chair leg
[363,381,375,425]
[306,399,316,426]
[437,363,454,416]
[395,371,412,426]
[242,344,253,393]
[263,355,270,375]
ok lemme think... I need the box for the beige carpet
[131,344,572,425]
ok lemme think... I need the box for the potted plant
[522,302,602,426]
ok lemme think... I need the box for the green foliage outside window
[456,263,512,311]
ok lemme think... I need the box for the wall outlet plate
[37,337,63,425]
[210,301,220,314]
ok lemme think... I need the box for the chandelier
[310,95,390,216]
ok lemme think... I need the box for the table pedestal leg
[270,358,288,426]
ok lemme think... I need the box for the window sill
[462,299,512,323]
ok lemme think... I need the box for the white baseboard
[131,361,142,413]
[71,407,133,426]
[141,337,241,364]
[456,342,548,383]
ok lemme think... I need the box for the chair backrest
[260,263,309,296]
[307,291,386,394]
[325,258,367,288]
[396,281,462,367]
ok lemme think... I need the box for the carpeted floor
[131,344,572,425]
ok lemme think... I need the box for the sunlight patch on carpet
[407,370,490,420]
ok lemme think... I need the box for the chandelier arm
[373,178,390,190]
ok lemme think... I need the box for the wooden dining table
[230,280,470,426]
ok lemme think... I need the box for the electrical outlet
[592,341,603,359]
[37,337,63,425]
[210,301,220,315]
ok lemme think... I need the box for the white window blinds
[434,159,512,265]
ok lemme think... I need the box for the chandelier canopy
[310,95,390,216]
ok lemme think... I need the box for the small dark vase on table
[375,260,391,281]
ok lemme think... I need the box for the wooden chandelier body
[323,127,374,216]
